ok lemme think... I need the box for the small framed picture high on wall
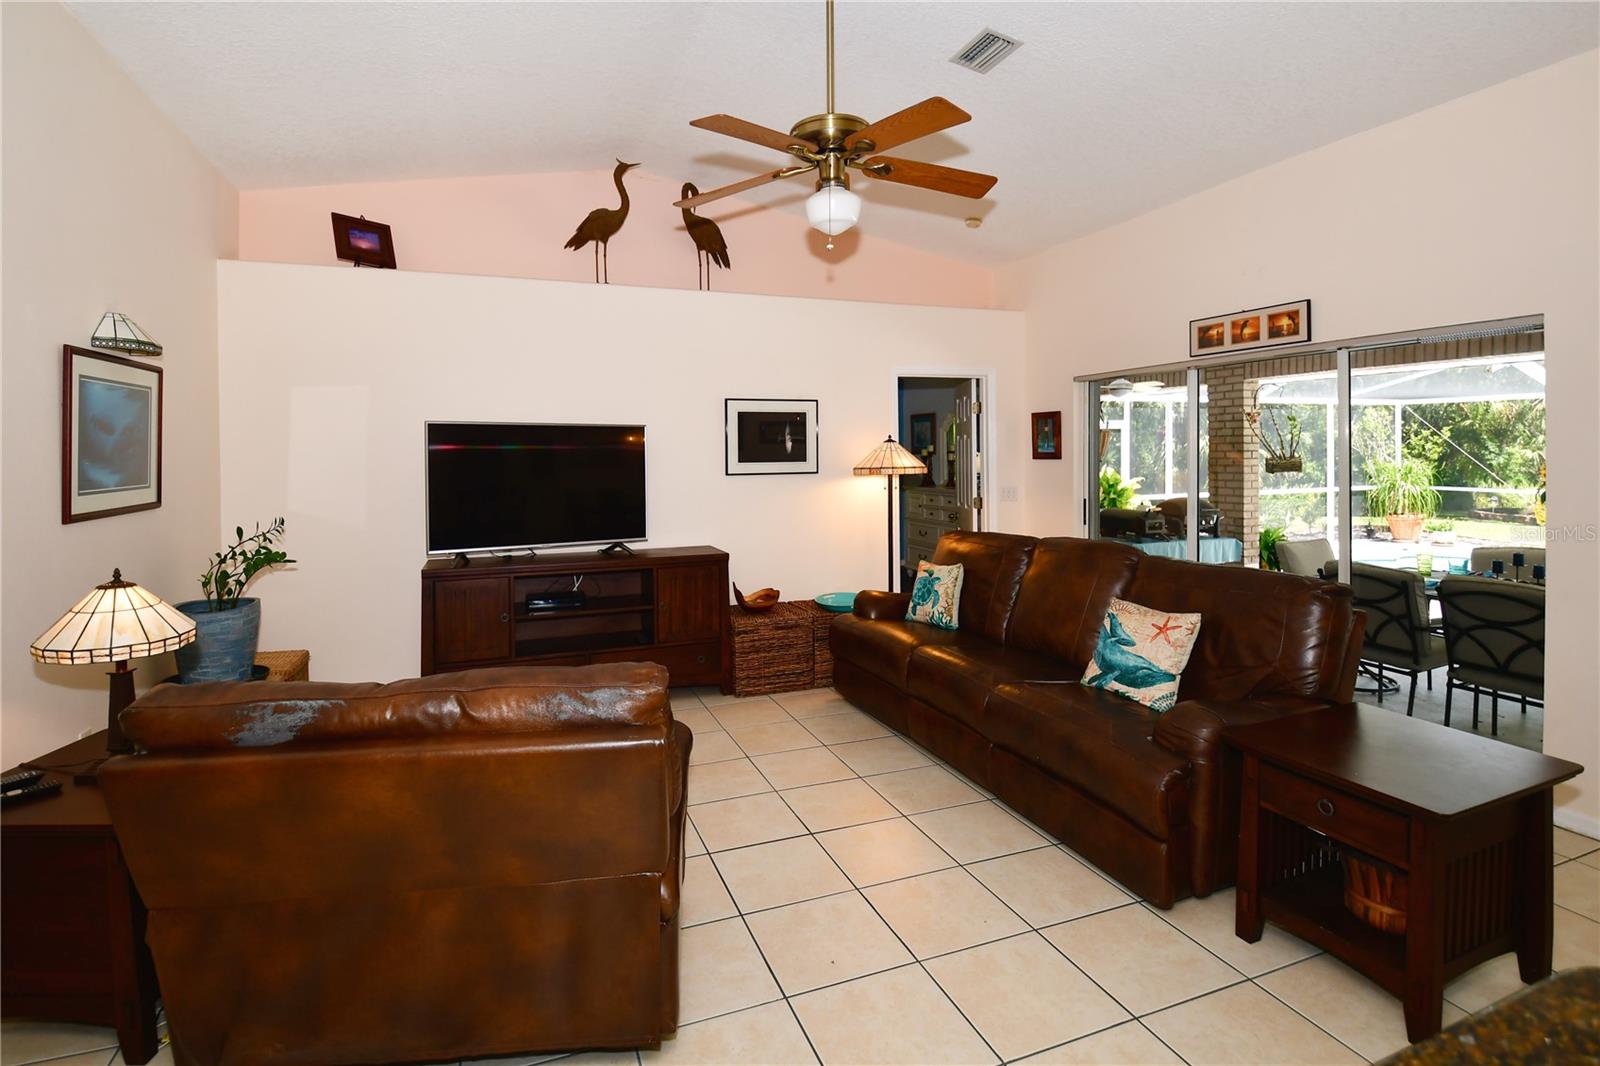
[330,212,397,268]
[1190,299,1310,357]
[62,345,162,523]
[724,398,819,475]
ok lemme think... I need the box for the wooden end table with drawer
[1228,704,1582,1043]
[2,731,159,1064]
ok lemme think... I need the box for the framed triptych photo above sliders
[1190,299,1311,358]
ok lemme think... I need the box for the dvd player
[526,591,588,612]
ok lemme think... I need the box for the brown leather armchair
[101,663,690,1066]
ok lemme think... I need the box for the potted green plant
[1259,525,1287,571]
[1099,467,1144,511]
[175,518,294,683]
[1365,458,1440,542]
[1245,388,1303,474]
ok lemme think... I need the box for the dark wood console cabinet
[421,546,730,689]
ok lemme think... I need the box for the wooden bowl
[733,584,780,611]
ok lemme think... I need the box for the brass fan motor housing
[789,112,873,153]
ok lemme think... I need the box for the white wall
[216,261,1024,686]
[1,3,238,763]
[999,51,1600,831]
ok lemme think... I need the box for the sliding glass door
[1084,327,1545,579]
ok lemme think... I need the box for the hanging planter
[1245,385,1304,476]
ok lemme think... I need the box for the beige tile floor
[6,686,1597,1066]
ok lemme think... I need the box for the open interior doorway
[897,375,983,591]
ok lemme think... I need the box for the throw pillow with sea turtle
[904,560,964,630]
[1081,598,1202,712]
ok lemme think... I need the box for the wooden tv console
[420,545,730,689]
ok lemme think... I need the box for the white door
[952,379,983,531]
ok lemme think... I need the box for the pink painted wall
[238,169,996,309]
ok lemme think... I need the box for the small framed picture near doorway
[1031,410,1062,460]
[725,398,819,475]
[62,345,162,523]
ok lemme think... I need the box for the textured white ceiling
[66,1,1598,264]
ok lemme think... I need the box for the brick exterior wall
[1205,365,1261,566]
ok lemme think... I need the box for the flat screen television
[425,422,646,554]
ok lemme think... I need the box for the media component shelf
[421,546,729,688]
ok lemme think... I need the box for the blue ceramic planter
[174,598,261,683]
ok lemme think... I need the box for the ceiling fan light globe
[806,182,862,237]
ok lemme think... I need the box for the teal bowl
[814,592,856,613]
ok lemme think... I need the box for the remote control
[1,768,43,794]
[1,776,61,806]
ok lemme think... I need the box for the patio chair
[1276,538,1336,578]
[1348,563,1446,717]
[1437,575,1545,737]
[1468,546,1546,576]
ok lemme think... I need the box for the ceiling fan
[675,0,997,248]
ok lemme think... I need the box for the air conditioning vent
[950,29,1021,74]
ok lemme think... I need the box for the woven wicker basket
[805,602,836,687]
[730,602,815,697]
[1343,852,1408,935]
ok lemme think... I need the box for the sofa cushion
[905,560,964,630]
[930,531,1037,644]
[1006,538,1143,670]
[1124,556,1355,702]
[828,613,966,688]
[1081,598,1203,713]
[907,641,1081,731]
[987,681,1189,838]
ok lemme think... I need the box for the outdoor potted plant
[1365,458,1440,542]
[1259,525,1287,571]
[175,518,294,683]
[1246,387,1303,474]
[1099,467,1144,511]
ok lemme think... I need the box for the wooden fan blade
[858,156,997,199]
[674,166,814,209]
[690,115,813,155]
[845,97,970,154]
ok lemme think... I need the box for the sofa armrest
[1153,696,1334,896]
[661,719,693,924]
[853,590,911,621]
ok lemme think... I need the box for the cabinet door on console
[432,576,513,665]
[655,564,724,644]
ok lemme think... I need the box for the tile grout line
[721,735,1007,1064]
[690,689,1418,1063]
[694,697,1191,1062]
[699,843,826,1066]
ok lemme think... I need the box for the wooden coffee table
[1228,704,1582,1042]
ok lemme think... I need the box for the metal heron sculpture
[564,159,640,283]
[679,183,731,291]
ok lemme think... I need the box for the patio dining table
[1121,536,1244,564]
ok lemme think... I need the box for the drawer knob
[500,612,510,623]
[1316,798,1335,817]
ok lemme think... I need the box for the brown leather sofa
[101,663,690,1066]
[831,532,1363,907]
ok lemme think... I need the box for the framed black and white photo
[62,344,162,523]
[724,398,819,475]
